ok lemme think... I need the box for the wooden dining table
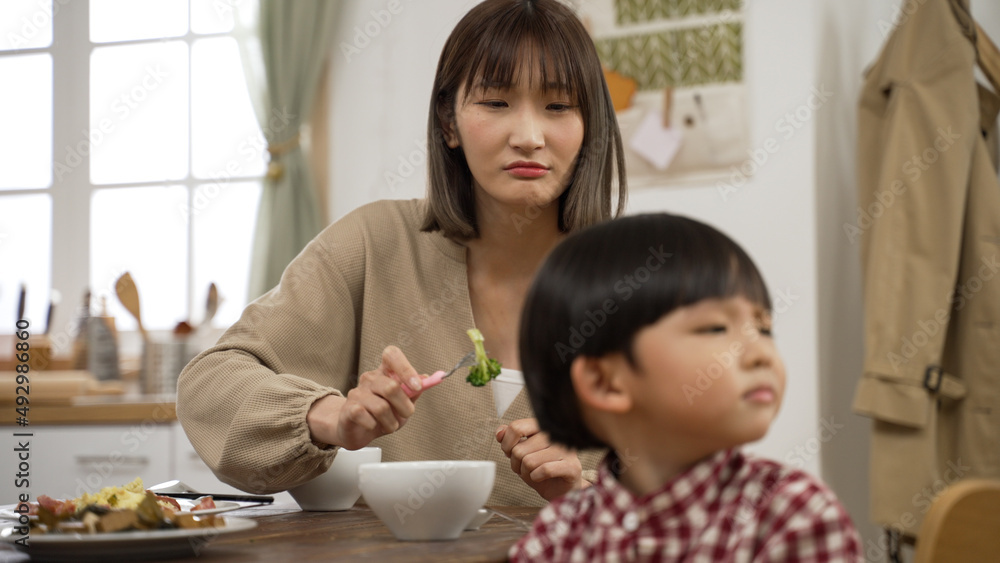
[0,503,541,562]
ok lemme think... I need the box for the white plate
[174,499,242,516]
[0,515,257,562]
[0,499,244,521]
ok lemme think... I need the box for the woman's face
[446,66,584,218]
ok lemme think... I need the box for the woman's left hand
[496,418,585,502]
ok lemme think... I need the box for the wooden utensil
[114,272,148,341]
[202,282,219,330]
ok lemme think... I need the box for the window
[1,0,263,344]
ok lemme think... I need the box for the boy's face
[625,295,785,456]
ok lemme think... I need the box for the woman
[177,0,627,507]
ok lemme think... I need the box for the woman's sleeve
[176,213,367,494]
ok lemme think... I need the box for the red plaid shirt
[510,449,863,562]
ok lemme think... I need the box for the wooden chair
[913,478,1000,563]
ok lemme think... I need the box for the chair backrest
[913,478,1000,563]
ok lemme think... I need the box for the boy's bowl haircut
[519,213,772,450]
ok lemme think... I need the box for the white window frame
[1,0,262,343]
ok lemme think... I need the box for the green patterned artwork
[588,0,748,185]
[594,22,741,89]
[597,0,743,90]
[615,0,742,25]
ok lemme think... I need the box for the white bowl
[358,460,495,541]
[288,447,381,511]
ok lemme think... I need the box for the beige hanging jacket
[852,0,1000,538]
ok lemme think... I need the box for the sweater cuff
[301,388,345,452]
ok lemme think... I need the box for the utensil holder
[140,339,196,395]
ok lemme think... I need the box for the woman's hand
[496,418,585,502]
[307,346,425,450]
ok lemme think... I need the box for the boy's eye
[697,324,728,334]
[759,326,773,337]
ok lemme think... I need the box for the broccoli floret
[466,328,502,386]
[467,357,502,386]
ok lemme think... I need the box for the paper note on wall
[629,111,684,170]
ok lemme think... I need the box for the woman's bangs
[462,13,582,98]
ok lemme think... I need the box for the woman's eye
[477,100,508,109]
[547,102,572,112]
[697,325,727,334]
[759,326,773,337]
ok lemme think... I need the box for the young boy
[510,213,863,562]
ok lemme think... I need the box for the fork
[148,480,274,504]
[402,351,477,398]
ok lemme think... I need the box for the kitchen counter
[0,395,176,425]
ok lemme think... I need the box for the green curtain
[246,0,338,299]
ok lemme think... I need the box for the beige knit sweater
[177,198,598,507]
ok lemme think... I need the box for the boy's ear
[570,355,631,414]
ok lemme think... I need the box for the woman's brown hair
[421,0,627,239]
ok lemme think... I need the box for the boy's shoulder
[510,483,603,560]
[731,453,862,558]
[732,453,846,513]
[510,451,863,562]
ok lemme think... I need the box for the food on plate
[27,477,220,534]
[465,328,502,386]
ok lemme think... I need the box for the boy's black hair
[519,213,772,450]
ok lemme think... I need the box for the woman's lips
[505,162,549,178]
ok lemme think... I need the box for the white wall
[815,1,896,558]
[328,0,480,217]
[626,0,822,476]
[325,1,1000,559]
